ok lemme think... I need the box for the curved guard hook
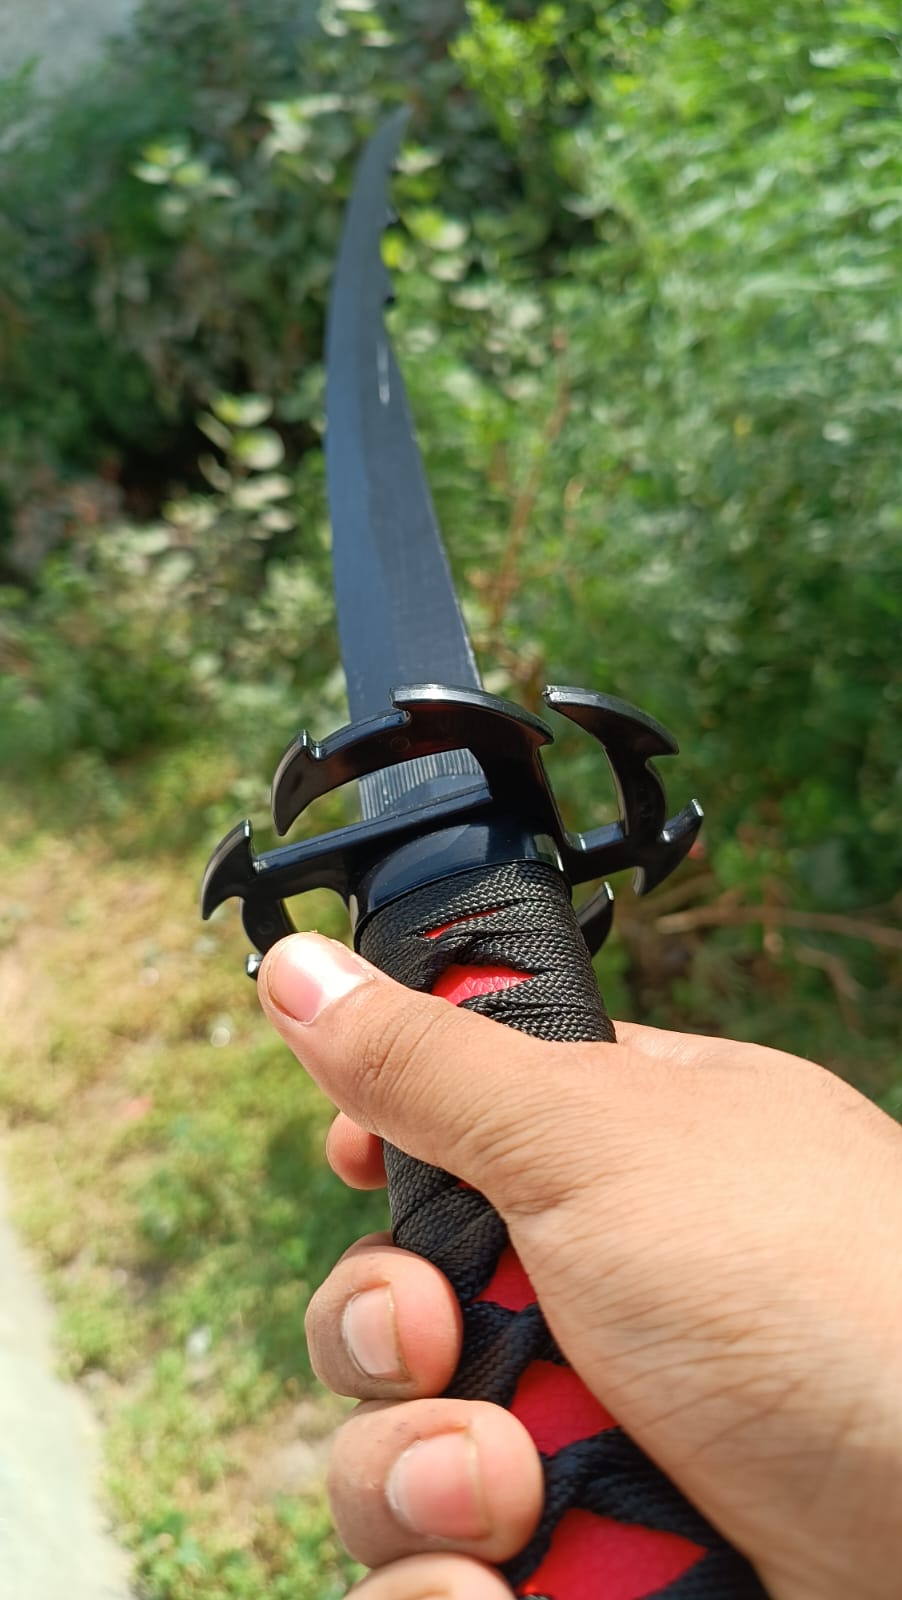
[545,687,702,895]
[201,819,297,956]
[575,879,615,957]
[546,686,673,849]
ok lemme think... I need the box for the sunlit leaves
[229,430,284,470]
[211,395,273,429]
[404,209,470,252]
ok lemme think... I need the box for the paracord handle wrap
[359,859,766,1600]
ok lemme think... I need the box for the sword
[202,112,765,1599]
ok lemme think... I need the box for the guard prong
[544,686,684,871]
[544,685,679,759]
[241,894,296,958]
[200,819,258,919]
[634,799,704,896]
[576,880,615,957]
[271,729,320,836]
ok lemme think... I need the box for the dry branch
[656,902,902,953]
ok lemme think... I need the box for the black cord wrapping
[359,859,767,1599]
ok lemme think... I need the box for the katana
[203,112,765,1600]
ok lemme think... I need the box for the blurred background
[1,2,900,1596]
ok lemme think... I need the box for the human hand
[258,933,902,1600]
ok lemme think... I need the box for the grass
[2,741,899,1600]
[0,751,385,1599]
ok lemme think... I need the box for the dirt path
[0,1170,133,1600]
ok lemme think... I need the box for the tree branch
[655,902,902,953]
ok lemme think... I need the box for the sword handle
[358,855,765,1599]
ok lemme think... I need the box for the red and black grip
[358,859,766,1600]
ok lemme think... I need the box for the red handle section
[358,858,765,1599]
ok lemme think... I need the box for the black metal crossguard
[360,860,767,1599]
[200,683,704,968]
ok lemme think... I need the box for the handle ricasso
[350,816,563,943]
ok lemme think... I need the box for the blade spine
[325,111,481,731]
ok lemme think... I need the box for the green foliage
[107,1022,380,1600]
[126,1498,354,1600]
[482,0,902,914]
[0,1,325,470]
[2,0,899,1064]
[0,395,339,771]
[0,0,467,522]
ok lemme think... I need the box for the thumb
[257,931,601,1207]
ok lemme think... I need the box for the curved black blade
[326,112,483,820]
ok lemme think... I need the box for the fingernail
[387,1429,489,1541]
[264,935,371,1024]
[342,1287,406,1381]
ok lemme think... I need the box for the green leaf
[211,394,273,428]
[196,413,232,451]
[260,507,296,532]
[230,474,293,509]
[131,162,169,186]
[140,138,190,169]
[172,160,210,189]
[229,429,285,470]
[405,209,470,252]
[197,454,232,492]
[395,145,442,176]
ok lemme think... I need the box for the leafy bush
[0,387,336,768]
[1,0,900,1063]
